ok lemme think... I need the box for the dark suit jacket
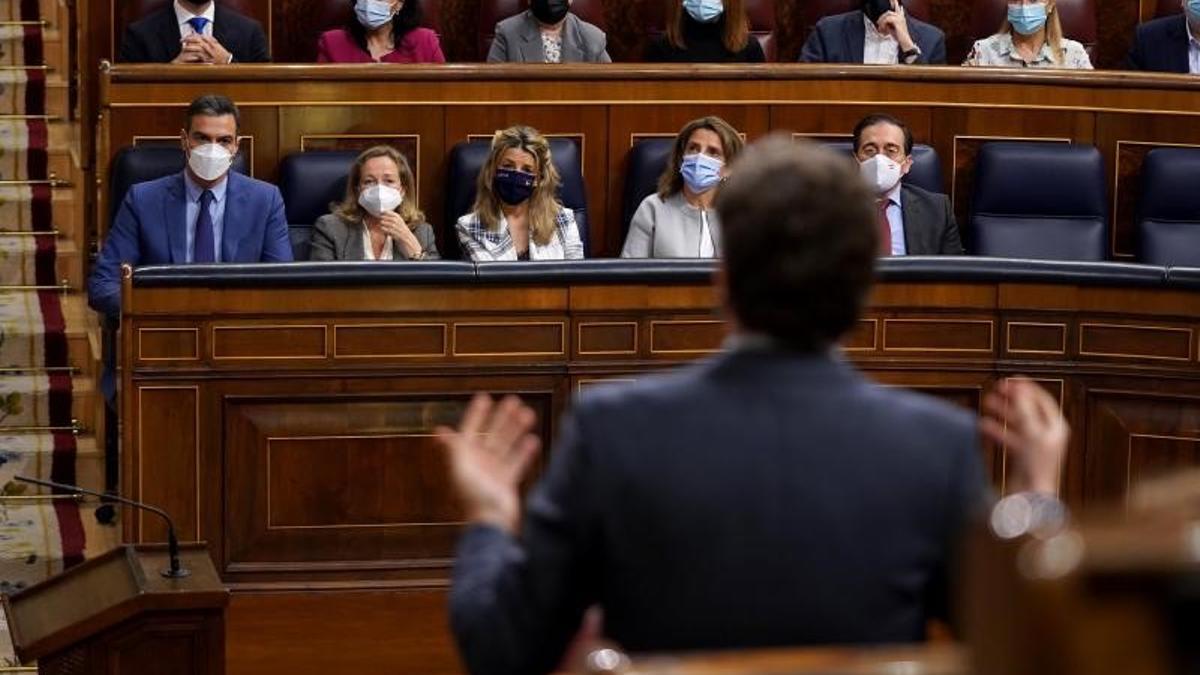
[451,345,987,675]
[118,4,270,63]
[88,171,292,318]
[800,10,946,64]
[1125,14,1190,73]
[901,184,964,255]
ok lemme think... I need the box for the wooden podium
[2,544,228,675]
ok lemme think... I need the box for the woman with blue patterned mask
[963,0,1092,69]
[622,116,743,259]
[645,0,766,62]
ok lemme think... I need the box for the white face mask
[859,154,903,195]
[358,183,403,217]
[188,143,233,182]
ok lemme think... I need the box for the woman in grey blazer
[310,145,439,261]
[487,0,611,63]
[621,116,744,259]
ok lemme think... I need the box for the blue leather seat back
[1137,147,1200,266]
[822,141,944,195]
[109,145,250,223]
[277,151,358,261]
[621,138,674,237]
[969,142,1107,261]
[443,137,589,259]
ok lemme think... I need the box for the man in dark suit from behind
[854,113,963,255]
[439,138,1067,674]
[1125,0,1200,73]
[119,0,270,64]
[801,0,946,64]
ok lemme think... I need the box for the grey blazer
[621,192,721,258]
[900,184,964,255]
[309,213,440,261]
[487,11,611,63]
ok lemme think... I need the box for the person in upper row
[963,0,1092,68]
[852,113,963,256]
[457,126,585,261]
[488,0,611,63]
[800,0,946,65]
[318,0,445,63]
[309,145,439,261]
[645,0,766,63]
[120,0,269,63]
[1125,0,1200,73]
[621,116,742,259]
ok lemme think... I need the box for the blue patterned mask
[680,153,723,194]
[493,167,536,205]
[683,0,724,23]
[1007,3,1048,35]
[355,0,396,30]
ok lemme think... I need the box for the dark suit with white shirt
[899,183,963,255]
[800,10,946,64]
[1125,14,1192,73]
[118,3,270,63]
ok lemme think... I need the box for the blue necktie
[194,189,216,263]
[187,16,210,36]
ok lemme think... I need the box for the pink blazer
[316,27,446,63]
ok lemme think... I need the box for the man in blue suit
[801,0,946,64]
[439,138,1067,674]
[1125,1,1200,73]
[88,94,292,319]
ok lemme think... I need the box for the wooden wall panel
[133,386,199,542]
[1084,390,1200,504]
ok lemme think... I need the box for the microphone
[14,475,190,579]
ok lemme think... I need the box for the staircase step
[0,500,120,594]
[0,432,104,495]
[0,291,93,379]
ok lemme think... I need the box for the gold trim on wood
[136,385,200,541]
[576,321,638,356]
[648,319,726,355]
[1078,322,1194,362]
[137,327,200,362]
[265,434,465,530]
[1005,321,1068,356]
[1126,432,1200,499]
[881,318,995,353]
[332,323,448,359]
[842,318,879,352]
[211,324,330,361]
[1111,139,1200,259]
[452,321,567,357]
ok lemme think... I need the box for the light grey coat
[620,192,721,259]
[487,11,611,63]
[309,213,440,261]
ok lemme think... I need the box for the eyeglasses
[859,145,907,162]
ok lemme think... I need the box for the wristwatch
[900,45,922,64]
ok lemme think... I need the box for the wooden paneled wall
[121,269,1200,675]
[89,0,1160,68]
[100,65,1200,259]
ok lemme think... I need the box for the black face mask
[531,0,570,25]
[862,0,893,23]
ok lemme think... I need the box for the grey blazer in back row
[309,213,440,261]
[487,11,611,63]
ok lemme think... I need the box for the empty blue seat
[1137,147,1200,266]
[969,142,1107,261]
[442,137,589,260]
[277,151,358,261]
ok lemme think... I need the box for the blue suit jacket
[88,170,292,318]
[1125,14,1190,73]
[800,10,946,64]
[450,346,986,675]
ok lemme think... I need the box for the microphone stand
[14,475,190,579]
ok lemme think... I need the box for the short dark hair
[852,113,913,156]
[185,94,240,132]
[345,0,424,54]
[715,137,878,352]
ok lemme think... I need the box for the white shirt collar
[884,180,903,205]
[174,1,215,28]
[361,225,394,261]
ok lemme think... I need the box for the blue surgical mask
[493,167,537,205]
[1187,0,1200,19]
[1007,2,1048,36]
[680,153,723,194]
[683,0,724,23]
[355,0,396,30]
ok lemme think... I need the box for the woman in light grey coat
[487,1,611,63]
[621,116,744,259]
[310,145,439,261]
